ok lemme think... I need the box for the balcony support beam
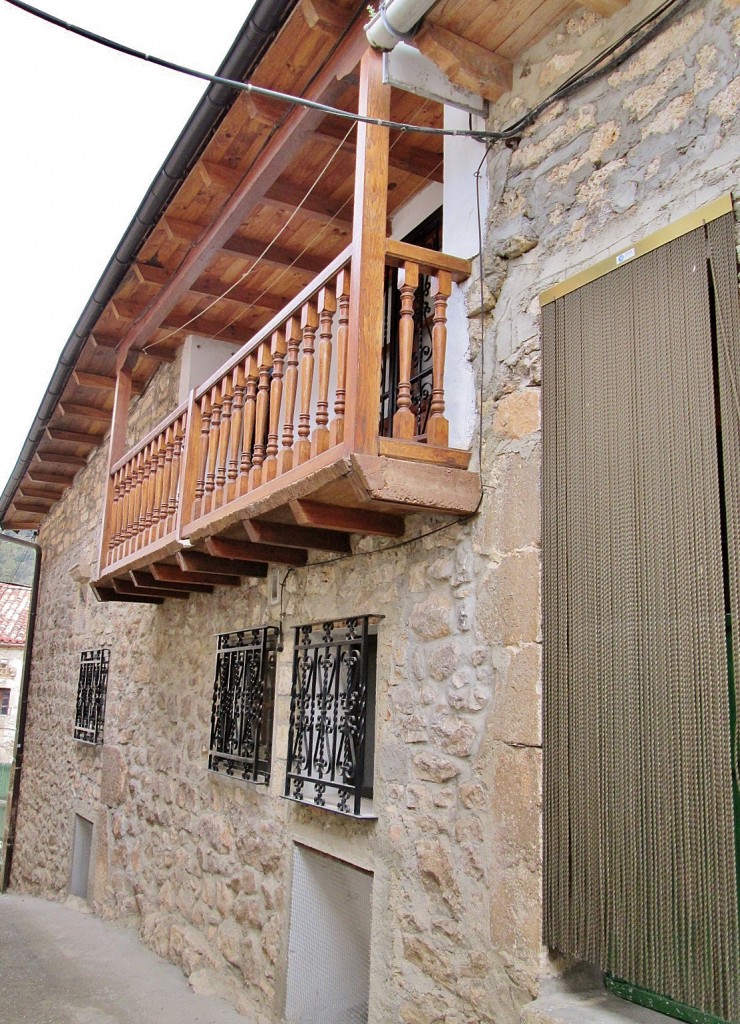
[345,48,391,453]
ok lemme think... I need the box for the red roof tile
[0,583,31,646]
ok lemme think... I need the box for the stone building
[2,2,740,1024]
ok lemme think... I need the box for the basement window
[73,649,109,744]
[285,845,372,1024]
[285,615,379,818]
[208,625,279,785]
[0,688,9,715]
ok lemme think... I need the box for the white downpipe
[365,0,440,51]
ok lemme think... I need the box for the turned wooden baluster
[214,376,233,509]
[168,421,183,531]
[109,470,122,554]
[250,341,273,490]
[139,444,153,545]
[147,436,164,545]
[120,464,133,546]
[393,260,420,440]
[153,434,167,538]
[265,329,286,482]
[296,300,318,465]
[158,425,174,539]
[127,453,144,554]
[278,316,301,475]
[426,271,452,448]
[312,285,336,457]
[239,355,258,496]
[203,385,222,515]
[227,364,246,503]
[330,267,351,447]
[193,393,213,519]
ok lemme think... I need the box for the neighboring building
[1,3,740,1024]
[0,582,31,839]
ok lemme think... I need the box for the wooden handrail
[385,239,471,281]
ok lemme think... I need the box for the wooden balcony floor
[93,446,480,601]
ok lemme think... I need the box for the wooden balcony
[93,240,481,600]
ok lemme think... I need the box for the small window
[0,688,9,715]
[209,625,279,784]
[285,616,379,817]
[73,649,109,744]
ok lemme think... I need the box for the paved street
[0,893,248,1023]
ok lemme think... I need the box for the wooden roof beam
[113,577,190,600]
[220,236,327,277]
[114,18,368,372]
[111,301,252,346]
[45,427,101,447]
[313,123,443,182]
[134,262,286,313]
[74,371,144,394]
[262,181,352,226]
[130,570,214,594]
[14,499,56,514]
[58,402,112,423]
[414,25,513,102]
[33,452,88,469]
[27,468,75,484]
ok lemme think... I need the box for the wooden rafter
[177,549,268,577]
[206,536,308,566]
[262,181,353,226]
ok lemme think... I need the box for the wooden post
[426,271,451,447]
[392,260,420,440]
[345,48,390,453]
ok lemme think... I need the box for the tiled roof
[0,583,31,646]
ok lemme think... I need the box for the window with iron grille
[0,688,9,715]
[73,649,109,744]
[285,616,379,818]
[209,625,279,784]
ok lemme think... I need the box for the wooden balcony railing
[97,240,473,583]
[102,404,188,570]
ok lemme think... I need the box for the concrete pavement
[0,893,249,1023]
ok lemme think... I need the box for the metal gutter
[0,533,41,891]
[0,0,299,528]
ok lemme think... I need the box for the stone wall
[8,2,740,1023]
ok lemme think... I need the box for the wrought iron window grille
[285,615,380,818]
[73,648,110,744]
[209,625,279,785]
[379,207,442,440]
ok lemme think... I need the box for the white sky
[0,0,255,493]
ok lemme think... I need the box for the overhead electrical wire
[5,0,691,143]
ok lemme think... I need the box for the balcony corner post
[176,389,201,537]
[345,47,391,454]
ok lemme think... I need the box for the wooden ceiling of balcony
[5,0,628,530]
